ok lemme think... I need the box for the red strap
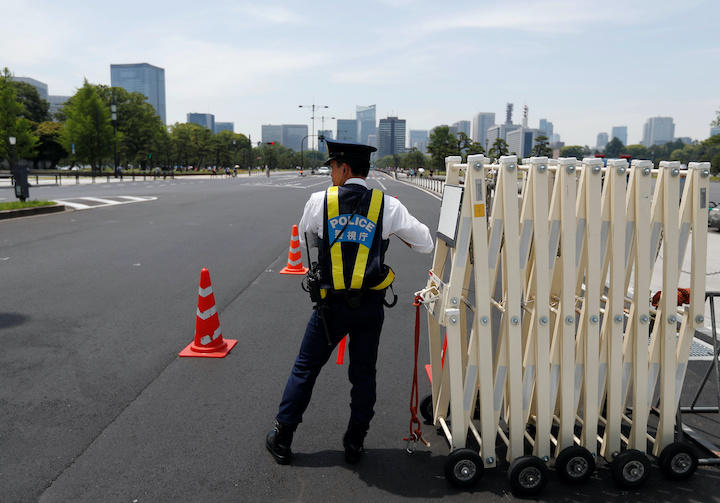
[404,295,429,451]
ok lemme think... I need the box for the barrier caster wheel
[420,394,433,424]
[611,449,650,488]
[658,442,698,480]
[444,448,484,488]
[508,455,548,496]
[555,446,595,483]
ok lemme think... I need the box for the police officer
[266,140,434,465]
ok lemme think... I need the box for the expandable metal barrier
[414,154,711,495]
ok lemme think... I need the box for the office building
[337,119,358,142]
[261,125,283,144]
[538,119,553,138]
[318,130,333,153]
[409,130,429,153]
[486,123,520,147]
[507,127,541,159]
[611,126,628,145]
[710,126,720,138]
[472,112,495,150]
[282,124,308,151]
[48,95,70,119]
[11,76,49,100]
[641,116,675,146]
[451,120,471,137]
[187,113,215,132]
[356,105,376,144]
[214,122,234,134]
[110,63,166,124]
[367,134,377,149]
[377,116,406,158]
[596,132,609,150]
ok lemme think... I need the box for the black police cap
[323,139,377,167]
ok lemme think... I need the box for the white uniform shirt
[299,178,434,254]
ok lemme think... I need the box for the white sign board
[437,184,463,247]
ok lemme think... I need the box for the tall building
[11,76,49,100]
[214,122,234,133]
[641,117,675,146]
[611,126,628,145]
[451,120,471,137]
[596,132,609,150]
[48,95,70,119]
[377,116,406,158]
[337,119,358,142]
[356,105,376,144]
[282,124,308,151]
[318,130,333,153]
[472,112,495,150]
[110,63,166,124]
[409,130,429,153]
[538,119,553,138]
[710,126,720,138]
[507,127,540,159]
[487,123,520,147]
[187,113,215,132]
[261,125,282,144]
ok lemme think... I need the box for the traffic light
[265,142,275,145]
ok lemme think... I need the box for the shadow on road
[0,312,30,330]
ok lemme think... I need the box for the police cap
[323,140,377,168]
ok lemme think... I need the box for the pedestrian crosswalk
[52,195,157,210]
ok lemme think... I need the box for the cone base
[179,338,238,358]
[424,364,433,384]
[279,266,308,275]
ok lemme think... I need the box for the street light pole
[111,95,118,178]
[298,103,328,152]
[8,136,28,201]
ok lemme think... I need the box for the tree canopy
[61,80,113,171]
[530,135,552,157]
[0,68,38,162]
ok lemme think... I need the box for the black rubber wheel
[611,449,650,488]
[555,446,595,483]
[420,394,434,424]
[658,442,698,481]
[508,456,549,497]
[444,448,484,488]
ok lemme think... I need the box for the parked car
[317,166,330,175]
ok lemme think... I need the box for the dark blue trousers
[276,294,385,427]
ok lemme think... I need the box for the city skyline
[2,0,718,147]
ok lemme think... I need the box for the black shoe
[266,420,295,465]
[343,420,368,464]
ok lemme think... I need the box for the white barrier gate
[415,154,710,494]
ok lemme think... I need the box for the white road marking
[52,195,157,210]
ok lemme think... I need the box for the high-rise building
[11,76,49,100]
[505,103,514,125]
[409,130,429,153]
[318,130,333,153]
[282,124,308,151]
[472,112,495,150]
[538,119,553,138]
[356,105,376,144]
[48,95,70,119]
[187,113,215,132]
[214,122,234,133]
[261,125,283,144]
[710,126,720,138]
[451,120,471,137]
[378,117,406,158]
[596,132,609,150]
[611,126,628,145]
[507,127,540,159]
[486,123,520,147]
[337,119,358,142]
[641,117,675,146]
[110,63,166,124]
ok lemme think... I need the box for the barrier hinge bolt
[668,315,677,324]
[507,163,516,172]
[480,316,489,326]
[642,167,651,176]
[702,169,710,178]
[566,165,575,174]
[614,314,623,323]
[449,316,457,324]
[696,315,704,324]
[540,316,548,325]
[451,297,458,305]
[511,316,520,325]
[592,165,601,174]
[566,315,574,325]
[538,164,547,173]
[590,315,599,324]
[616,166,626,175]
[671,168,680,177]
[473,162,482,170]
[487,456,494,464]
[640,314,649,324]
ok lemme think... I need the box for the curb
[0,204,66,220]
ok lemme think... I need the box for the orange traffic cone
[179,268,238,358]
[336,335,347,365]
[279,224,309,275]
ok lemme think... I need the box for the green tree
[427,126,460,171]
[488,138,509,159]
[169,122,214,169]
[530,135,552,157]
[61,80,113,171]
[559,145,584,159]
[604,137,624,158]
[625,144,650,159]
[11,80,50,123]
[0,68,38,163]
[400,149,429,172]
[712,108,720,128]
[34,121,67,169]
[457,132,485,160]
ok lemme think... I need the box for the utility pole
[298,103,328,152]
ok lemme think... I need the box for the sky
[2,0,719,147]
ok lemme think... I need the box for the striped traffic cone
[179,268,238,358]
[280,224,309,275]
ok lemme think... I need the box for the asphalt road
[2,172,720,502]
